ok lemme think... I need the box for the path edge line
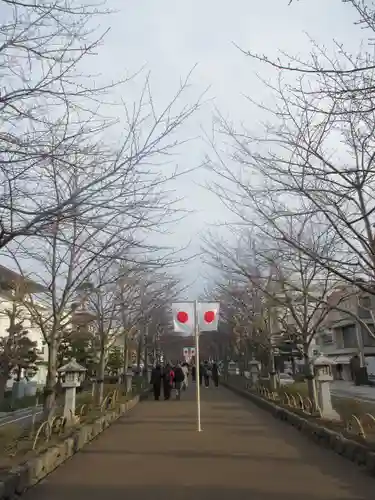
[0,392,146,499]
[222,380,375,477]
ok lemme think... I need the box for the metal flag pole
[194,299,202,432]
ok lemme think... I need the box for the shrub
[280,382,308,397]
[0,391,42,412]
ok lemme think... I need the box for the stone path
[331,380,375,403]
[23,384,375,500]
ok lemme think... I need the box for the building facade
[316,286,375,381]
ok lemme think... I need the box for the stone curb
[222,381,375,476]
[0,393,144,499]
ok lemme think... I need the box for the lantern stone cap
[58,358,87,373]
[250,359,260,365]
[313,354,333,366]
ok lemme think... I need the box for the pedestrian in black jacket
[203,361,210,388]
[162,364,174,400]
[212,362,219,387]
[199,362,204,386]
[173,363,185,400]
[150,365,162,400]
[191,364,196,382]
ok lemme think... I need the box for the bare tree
[133,274,184,374]
[200,0,375,299]
[0,59,203,417]
[202,221,351,404]
[203,236,274,372]
[88,267,125,405]
[1,0,201,252]
[202,0,375,386]
[208,29,375,295]
[0,1,203,419]
[208,277,268,367]
[244,1,375,108]
[0,0,115,245]
[86,264,176,404]
[6,200,153,418]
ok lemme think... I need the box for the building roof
[58,358,86,373]
[0,264,46,294]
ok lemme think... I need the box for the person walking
[173,363,185,400]
[203,361,210,388]
[150,364,162,400]
[163,363,174,400]
[182,362,189,390]
[191,364,196,382]
[212,362,219,387]
[198,362,204,386]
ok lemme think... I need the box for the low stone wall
[222,380,375,476]
[0,395,141,499]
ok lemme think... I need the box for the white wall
[0,293,48,389]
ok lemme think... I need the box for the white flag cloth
[172,302,195,334]
[197,302,220,331]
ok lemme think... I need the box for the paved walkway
[331,381,375,403]
[23,385,375,500]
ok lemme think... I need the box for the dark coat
[150,367,162,385]
[174,366,185,383]
[202,364,209,377]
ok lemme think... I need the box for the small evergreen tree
[107,346,124,377]
[0,301,40,401]
[57,329,96,376]
[13,336,39,382]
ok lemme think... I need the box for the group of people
[191,361,220,388]
[150,360,220,401]
[150,362,188,401]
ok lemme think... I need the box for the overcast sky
[0,0,365,298]
[85,0,363,298]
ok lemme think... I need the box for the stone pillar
[63,386,77,421]
[57,358,86,424]
[313,355,340,420]
[316,380,339,420]
[125,371,133,394]
[249,360,260,387]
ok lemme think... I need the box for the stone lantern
[58,358,87,423]
[249,359,261,386]
[313,354,339,420]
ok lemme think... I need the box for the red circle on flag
[204,310,215,323]
[177,311,188,323]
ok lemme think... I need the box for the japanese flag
[198,302,220,331]
[172,302,194,334]
[190,347,196,357]
[183,348,189,357]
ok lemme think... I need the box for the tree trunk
[95,349,106,406]
[0,373,9,405]
[142,325,148,381]
[136,331,143,376]
[303,344,317,410]
[269,348,277,391]
[291,356,296,376]
[95,336,106,406]
[123,335,130,394]
[43,342,58,420]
